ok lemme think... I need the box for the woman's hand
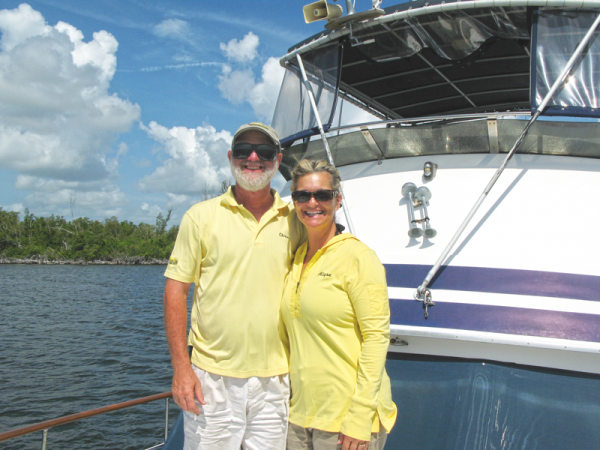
[338,432,369,450]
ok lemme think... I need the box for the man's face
[228,130,283,192]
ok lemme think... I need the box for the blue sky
[0,0,370,224]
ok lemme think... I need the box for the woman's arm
[340,248,391,442]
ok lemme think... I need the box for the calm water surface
[0,265,188,450]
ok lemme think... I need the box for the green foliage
[0,207,178,262]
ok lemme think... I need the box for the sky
[0,0,379,225]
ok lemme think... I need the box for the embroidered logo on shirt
[279,232,289,239]
[318,272,332,277]
[168,258,178,266]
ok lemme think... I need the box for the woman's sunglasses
[291,189,338,203]
[232,143,279,161]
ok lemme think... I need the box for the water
[0,265,186,450]
[5,266,600,450]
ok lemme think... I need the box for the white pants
[183,365,290,450]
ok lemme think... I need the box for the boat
[3,1,599,449]
[271,0,600,448]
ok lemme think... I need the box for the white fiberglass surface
[387,287,600,315]
[388,326,600,374]
[329,154,600,277]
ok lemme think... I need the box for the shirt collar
[220,186,291,213]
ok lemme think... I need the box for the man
[163,122,305,450]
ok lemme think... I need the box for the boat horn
[415,186,436,238]
[401,182,423,238]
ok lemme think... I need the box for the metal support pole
[41,429,48,450]
[415,11,600,300]
[295,54,356,235]
[164,398,169,441]
[345,0,355,14]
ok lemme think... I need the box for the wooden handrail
[0,391,172,442]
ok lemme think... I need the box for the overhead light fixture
[423,161,437,181]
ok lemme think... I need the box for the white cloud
[13,175,129,219]
[218,65,255,104]
[105,142,128,176]
[153,18,190,41]
[116,142,129,157]
[0,4,48,52]
[218,57,285,122]
[247,57,286,121]
[1,203,24,214]
[139,122,233,196]
[15,175,82,192]
[166,193,191,208]
[140,61,222,72]
[56,23,117,85]
[217,32,285,123]
[141,202,162,216]
[0,4,140,216]
[220,32,259,63]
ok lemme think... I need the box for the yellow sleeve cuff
[340,395,377,441]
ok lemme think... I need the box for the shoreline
[0,256,168,265]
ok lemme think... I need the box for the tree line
[0,181,233,264]
[0,208,178,264]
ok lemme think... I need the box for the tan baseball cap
[233,122,281,151]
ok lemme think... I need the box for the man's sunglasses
[291,189,338,203]
[232,143,279,161]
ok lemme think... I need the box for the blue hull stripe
[390,298,600,343]
[384,264,600,302]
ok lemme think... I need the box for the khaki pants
[286,422,387,450]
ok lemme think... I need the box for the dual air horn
[401,182,437,239]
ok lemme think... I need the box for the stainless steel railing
[0,391,173,450]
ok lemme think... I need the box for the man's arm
[163,277,205,414]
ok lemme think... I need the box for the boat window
[350,7,528,63]
[279,117,600,180]
[532,9,600,118]
[498,118,600,157]
[271,44,341,146]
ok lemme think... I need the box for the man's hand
[338,432,369,450]
[163,278,204,413]
[172,364,205,414]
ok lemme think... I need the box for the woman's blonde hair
[291,159,341,192]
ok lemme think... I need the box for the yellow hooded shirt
[281,233,397,441]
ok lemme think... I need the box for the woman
[282,159,397,450]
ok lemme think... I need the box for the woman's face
[293,172,341,231]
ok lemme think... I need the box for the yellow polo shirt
[165,187,305,378]
[281,233,397,441]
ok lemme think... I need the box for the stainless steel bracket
[487,117,499,154]
[360,126,385,164]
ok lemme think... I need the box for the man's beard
[230,160,279,192]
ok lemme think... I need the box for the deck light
[423,161,437,181]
